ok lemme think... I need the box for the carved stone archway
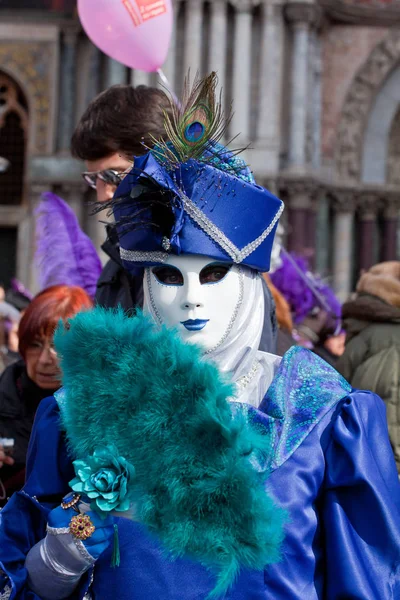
[0,35,58,156]
[0,71,29,206]
[335,30,400,183]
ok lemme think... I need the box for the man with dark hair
[71,84,172,310]
[71,84,170,173]
[72,83,277,351]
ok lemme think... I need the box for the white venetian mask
[143,254,244,352]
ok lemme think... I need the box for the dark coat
[95,228,144,311]
[337,293,400,470]
[312,345,338,368]
[0,360,55,503]
[0,349,20,376]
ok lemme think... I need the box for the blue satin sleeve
[2,386,400,598]
[24,396,74,499]
[0,492,49,598]
[323,390,400,599]
[0,396,92,599]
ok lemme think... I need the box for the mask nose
[181,273,204,310]
[183,301,202,309]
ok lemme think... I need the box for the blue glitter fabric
[258,346,352,472]
[202,141,255,183]
[54,386,66,412]
[153,140,255,184]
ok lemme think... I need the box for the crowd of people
[0,74,399,598]
[0,285,92,503]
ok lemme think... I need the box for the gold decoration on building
[0,42,53,154]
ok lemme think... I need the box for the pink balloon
[78,0,173,72]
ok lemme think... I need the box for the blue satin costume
[1,347,400,599]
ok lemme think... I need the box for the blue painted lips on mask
[181,319,209,331]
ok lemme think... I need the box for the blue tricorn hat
[113,152,283,273]
[112,72,284,273]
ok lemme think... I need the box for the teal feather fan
[54,308,286,598]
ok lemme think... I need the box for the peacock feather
[93,72,255,246]
[151,71,231,168]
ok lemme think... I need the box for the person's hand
[0,445,15,469]
[48,505,114,560]
[24,503,115,597]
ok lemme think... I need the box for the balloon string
[157,68,181,109]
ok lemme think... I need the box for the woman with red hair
[0,285,92,504]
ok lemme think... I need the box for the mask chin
[143,254,244,352]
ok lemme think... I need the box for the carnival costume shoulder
[1,307,399,599]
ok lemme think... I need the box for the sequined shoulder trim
[54,387,67,411]
[181,193,284,264]
[0,570,10,600]
[260,346,352,472]
[0,584,11,600]
[120,248,169,264]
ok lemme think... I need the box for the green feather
[54,307,286,598]
[151,71,231,167]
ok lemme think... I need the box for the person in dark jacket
[71,84,172,311]
[337,261,400,471]
[312,327,346,368]
[95,225,144,312]
[0,285,92,505]
[0,302,21,375]
[71,84,278,352]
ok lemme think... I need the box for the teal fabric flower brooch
[69,443,135,516]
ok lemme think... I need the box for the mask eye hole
[199,263,231,285]
[152,266,184,286]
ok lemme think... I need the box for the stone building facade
[0,0,399,299]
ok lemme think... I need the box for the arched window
[0,72,28,206]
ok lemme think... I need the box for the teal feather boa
[54,308,285,598]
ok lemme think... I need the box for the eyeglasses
[82,165,132,190]
[27,339,57,357]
